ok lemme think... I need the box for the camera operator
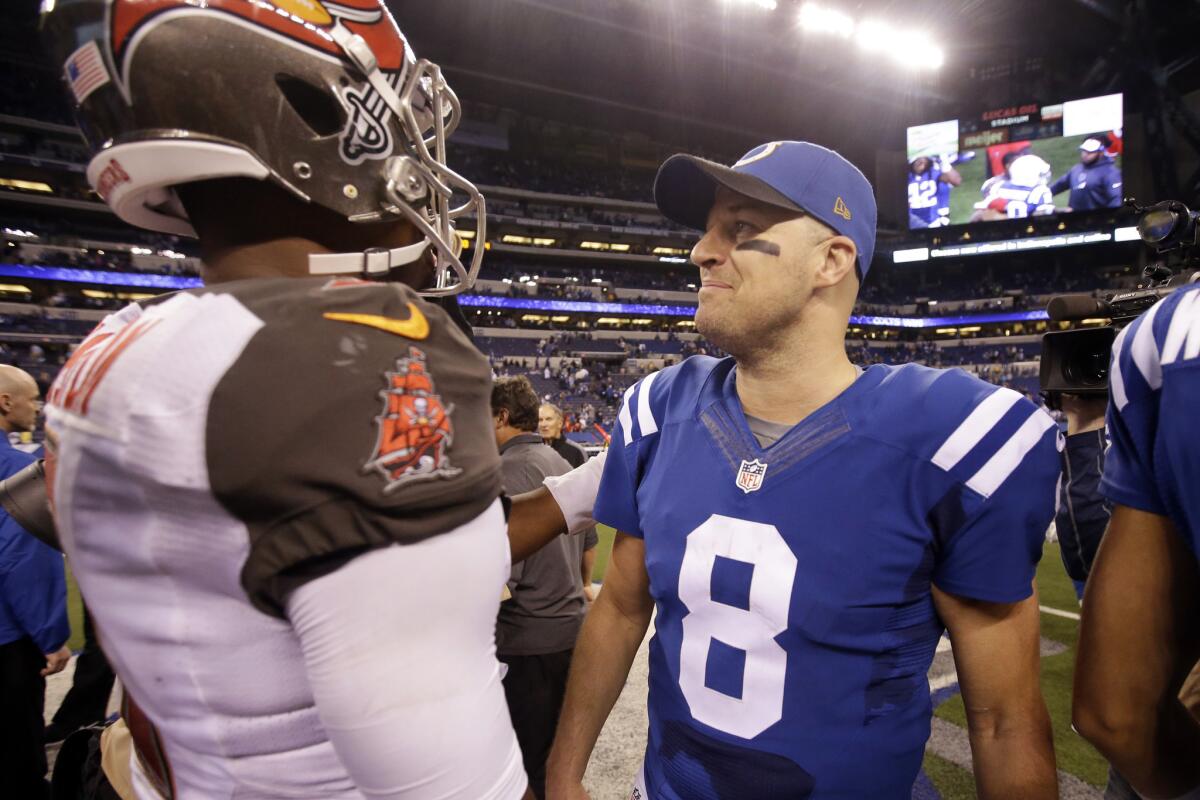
[1054,393,1109,601]
[1072,280,1200,800]
[1047,390,1147,800]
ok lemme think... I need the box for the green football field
[947,135,1121,226]
[588,527,1108,797]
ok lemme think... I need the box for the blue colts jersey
[1103,284,1200,559]
[907,165,942,226]
[595,358,1061,800]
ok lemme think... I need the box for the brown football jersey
[203,277,501,616]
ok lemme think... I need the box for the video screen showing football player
[971,153,1057,222]
[907,154,962,228]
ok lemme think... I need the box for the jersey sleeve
[205,279,502,617]
[594,391,644,538]
[924,382,1063,604]
[1099,289,1193,515]
[593,370,671,538]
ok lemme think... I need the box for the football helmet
[1008,154,1052,189]
[40,0,484,294]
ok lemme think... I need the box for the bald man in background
[0,365,69,799]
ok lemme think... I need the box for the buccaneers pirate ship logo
[363,346,462,493]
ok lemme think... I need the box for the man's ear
[0,393,11,414]
[812,236,857,290]
[494,408,509,428]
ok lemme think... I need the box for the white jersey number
[1006,199,1029,218]
[677,514,797,739]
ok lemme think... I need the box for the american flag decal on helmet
[64,40,111,104]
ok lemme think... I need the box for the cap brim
[653,154,805,231]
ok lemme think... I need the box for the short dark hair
[491,375,540,432]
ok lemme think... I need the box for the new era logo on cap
[834,197,851,220]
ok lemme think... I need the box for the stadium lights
[3,228,36,239]
[1113,226,1140,242]
[129,246,152,255]
[659,256,689,263]
[798,4,944,70]
[159,249,186,259]
[725,0,778,10]
[798,3,853,36]
[0,178,54,193]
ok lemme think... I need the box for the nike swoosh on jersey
[323,305,430,339]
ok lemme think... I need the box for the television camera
[1040,200,1200,407]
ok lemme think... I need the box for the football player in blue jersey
[546,141,1061,800]
[907,154,961,229]
[1073,281,1200,800]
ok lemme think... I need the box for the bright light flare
[800,4,944,70]
[798,3,854,37]
[723,0,778,9]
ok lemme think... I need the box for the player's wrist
[543,450,606,534]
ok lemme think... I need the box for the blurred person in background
[495,379,595,799]
[1054,394,1110,601]
[1074,283,1200,800]
[1048,392,1142,799]
[1049,138,1122,212]
[539,403,597,601]
[0,364,69,800]
[43,604,116,743]
[539,403,587,469]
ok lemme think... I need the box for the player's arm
[546,531,653,800]
[933,585,1057,800]
[939,167,962,186]
[581,534,597,601]
[1073,505,1200,798]
[511,449,607,564]
[507,486,568,563]
[1049,172,1070,195]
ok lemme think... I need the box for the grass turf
[922,752,978,799]
[932,542,1109,795]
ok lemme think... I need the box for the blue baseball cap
[653,141,878,279]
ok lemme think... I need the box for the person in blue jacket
[1049,138,1123,211]
[0,364,70,800]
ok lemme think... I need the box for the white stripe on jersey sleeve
[1161,289,1200,366]
[931,386,1024,472]
[619,383,636,446]
[966,408,1057,498]
[1110,324,1132,411]
[1130,299,1166,390]
[636,371,660,439]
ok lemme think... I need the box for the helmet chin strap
[307,239,431,277]
[308,26,441,283]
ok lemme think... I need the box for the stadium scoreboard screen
[906,93,1123,230]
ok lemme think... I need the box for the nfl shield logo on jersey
[736,458,768,494]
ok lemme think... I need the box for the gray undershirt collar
[743,366,864,449]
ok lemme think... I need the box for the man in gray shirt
[491,376,596,799]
